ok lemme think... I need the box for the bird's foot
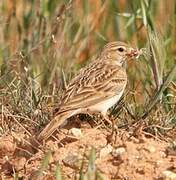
[105,115,118,145]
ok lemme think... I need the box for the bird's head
[100,41,142,66]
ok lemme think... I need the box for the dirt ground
[0,120,176,180]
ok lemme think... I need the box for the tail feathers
[38,111,74,141]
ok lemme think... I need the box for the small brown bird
[38,41,142,140]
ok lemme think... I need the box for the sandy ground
[0,120,176,180]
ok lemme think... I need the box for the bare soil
[0,120,176,180]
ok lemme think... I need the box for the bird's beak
[126,48,142,59]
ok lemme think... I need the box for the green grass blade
[141,64,176,119]
[55,163,63,180]
[35,151,52,179]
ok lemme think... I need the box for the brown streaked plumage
[38,41,142,140]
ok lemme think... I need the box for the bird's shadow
[52,114,96,147]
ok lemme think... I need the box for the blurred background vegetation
[0,0,176,135]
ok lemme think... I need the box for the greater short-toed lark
[38,41,142,140]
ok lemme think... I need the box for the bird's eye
[117,47,125,52]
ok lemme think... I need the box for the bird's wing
[38,61,127,140]
[58,61,127,113]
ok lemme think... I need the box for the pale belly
[88,90,124,115]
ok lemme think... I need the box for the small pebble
[112,147,126,157]
[63,153,80,169]
[162,170,176,180]
[99,144,113,158]
[69,128,83,138]
[147,145,156,153]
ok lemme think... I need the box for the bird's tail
[38,110,74,141]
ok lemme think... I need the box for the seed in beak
[127,48,143,58]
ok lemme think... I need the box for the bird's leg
[103,113,118,144]
[101,112,112,126]
[110,116,116,140]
